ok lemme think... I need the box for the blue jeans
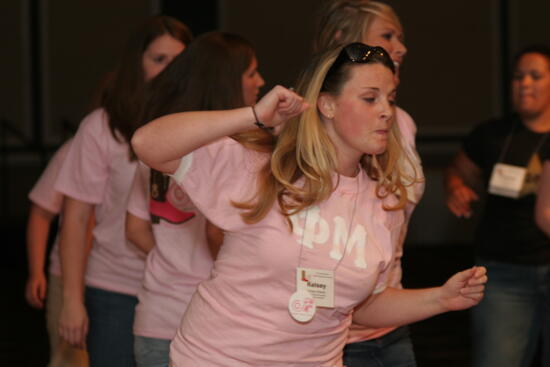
[343,326,416,367]
[134,335,170,367]
[471,259,550,367]
[85,286,138,367]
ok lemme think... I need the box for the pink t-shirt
[347,107,426,343]
[54,109,144,295]
[169,137,404,367]
[129,163,213,340]
[28,139,72,277]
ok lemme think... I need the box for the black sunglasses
[325,43,395,80]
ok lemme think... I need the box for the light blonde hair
[313,0,403,53]
[313,0,422,201]
[234,45,414,226]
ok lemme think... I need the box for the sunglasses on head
[326,42,395,79]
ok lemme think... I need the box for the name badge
[488,163,527,199]
[296,267,335,308]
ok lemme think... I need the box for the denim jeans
[343,326,416,367]
[134,335,170,367]
[85,286,138,367]
[471,259,550,367]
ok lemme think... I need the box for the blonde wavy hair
[313,0,403,53]
[234,45,417,226]
[313,0,423,200]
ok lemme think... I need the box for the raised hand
[253,85,309,128]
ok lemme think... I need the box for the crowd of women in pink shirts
[22,2,525,367]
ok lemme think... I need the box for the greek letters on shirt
[289,206,368,269]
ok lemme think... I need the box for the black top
[543,142,550,161]
[462,114,550,264]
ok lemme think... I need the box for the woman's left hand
[438,266,487,311]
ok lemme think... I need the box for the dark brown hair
[142,31,256,121]
[513,44,550,70]
[141,31,273,153]
[99,15,192,147]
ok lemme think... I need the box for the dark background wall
[2,1,549,365]
[3,0,550,245]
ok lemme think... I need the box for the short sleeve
[541,138,550,162]
[372,259,393,294]
[395,107,425,204]
[395,107,417,148]
[171,137,266,231]
[54,109,111,204]
[127,162,151,221]
[28,138,73,213]
[462,122,489,168]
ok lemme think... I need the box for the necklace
[288,172,361,322]
[498,122,549,166]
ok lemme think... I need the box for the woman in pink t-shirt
[313,2,425,366]
[26,138,91,367]
[125,31,265,367]
[133,43,487,366]
[54,16,192,367]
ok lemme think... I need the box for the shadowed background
[1,0,548,365]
